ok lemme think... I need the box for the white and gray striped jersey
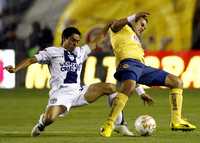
[34,45,91,89]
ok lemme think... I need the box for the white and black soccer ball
[134,115,156,136]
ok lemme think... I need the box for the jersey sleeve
[34,48,51,64]
[80,44,91,61]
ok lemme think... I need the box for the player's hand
[4,65,16,73]
[85,28,104,50]
[135,12,150,20]
[140,93,154,106]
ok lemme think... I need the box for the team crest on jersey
[68,54,75,61]
[119,64,129,69]
[131,35,141,44]
[50,98,57,104]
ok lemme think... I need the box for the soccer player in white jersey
[5,27,152,137]
[5,27,116,136]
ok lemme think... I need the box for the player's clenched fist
[4,65,16,73]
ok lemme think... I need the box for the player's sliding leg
[108,93,134,136]
[32,82,115,137]
[31,105,66,137]
[165,74,196,131]
[100,80,136,137]
[83,82,116,103]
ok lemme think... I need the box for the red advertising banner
[145,50,200,68]
[144,51,200,88]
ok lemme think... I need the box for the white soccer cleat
[31,124,42,137]
[114,125,134,136]
[31,114,45,137]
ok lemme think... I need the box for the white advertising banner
[0,50,15,88]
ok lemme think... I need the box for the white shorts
[47,84,89,113]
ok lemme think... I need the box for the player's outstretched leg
[108,93,134,136]
[166,74,196,131]
[31,105,66,137]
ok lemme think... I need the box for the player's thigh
[138,66,168,86]
[84,82,116,103]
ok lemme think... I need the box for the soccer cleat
[31,124,42,137]
[170,119,196,131]
[114,124,134,136]
[31,114,45,137]
[100,122,114,137]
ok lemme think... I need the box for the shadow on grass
[0,131,151,138]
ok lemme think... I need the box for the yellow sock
[169,88,183,123]
[106,93,128,125]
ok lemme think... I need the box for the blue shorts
[114,59,169,86]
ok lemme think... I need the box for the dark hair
[61,27,81,44]
[135,16,148,23]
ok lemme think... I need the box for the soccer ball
[134,115,156,136]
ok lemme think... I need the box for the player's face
[133,18,147,36]
[63,33,80,51]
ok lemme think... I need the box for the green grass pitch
[0,88,200,143]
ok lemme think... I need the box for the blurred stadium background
[0,0,200,143]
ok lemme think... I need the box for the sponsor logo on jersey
[52,56,64,59]
[131,34,141,45]
[68,54,75,61]
[60,62,82,72]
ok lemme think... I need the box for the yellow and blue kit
[110,25,169,86]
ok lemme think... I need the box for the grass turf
[0,88,200,143]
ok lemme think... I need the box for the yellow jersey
[109,25,144,65]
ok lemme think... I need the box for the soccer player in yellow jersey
[100,12,196,137]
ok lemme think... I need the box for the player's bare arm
[109,12,150,33]
[4,57,37,73]
[86,32,104,50]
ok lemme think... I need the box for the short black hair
[61,27,81,44]
[135,16,148,23]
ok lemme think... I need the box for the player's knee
[120,84,135,96]
[173,77,183,89]
[121,87,135,96]
[167,75,183,89]
[170,76,183,88]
